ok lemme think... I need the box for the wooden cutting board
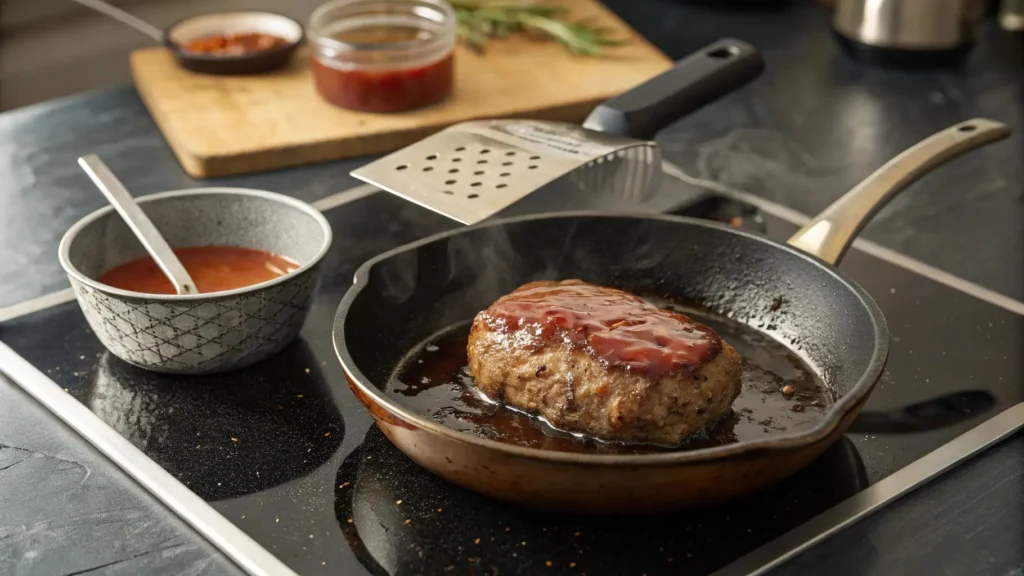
[130,0,672,178]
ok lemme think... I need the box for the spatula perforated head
[352,38,766,224]
[350,120,659,225]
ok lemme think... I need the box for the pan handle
[582,38,764,140]
[787,118,1011,265]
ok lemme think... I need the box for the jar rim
[307,0,456,54]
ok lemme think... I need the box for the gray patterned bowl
[58,188,332,375]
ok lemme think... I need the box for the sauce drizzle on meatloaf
[474,280,722,380]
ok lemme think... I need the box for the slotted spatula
[351,38,764,225]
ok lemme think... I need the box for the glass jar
[307,0,457,113]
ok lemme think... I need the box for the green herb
[450,0,625,56]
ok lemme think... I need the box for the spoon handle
[69,0,165,43]
[78,155,198,295]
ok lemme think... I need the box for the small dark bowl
[164,11,303,75]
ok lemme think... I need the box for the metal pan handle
[788,118,1011,265]
[582,38,764,140]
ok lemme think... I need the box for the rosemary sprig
[450,0,625,55]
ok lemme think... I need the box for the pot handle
[582,38,764,140]
[787,118,1011,265]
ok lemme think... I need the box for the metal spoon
[78,155,198,295]
[69,0,164,42]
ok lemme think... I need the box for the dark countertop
[1,2,1021,308]
[0,373,243,576]
[0,90,369,308]
[772,432,1024,576]
[1,1,1021,575]
[612,0,1024,302]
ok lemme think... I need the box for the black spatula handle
[582,38,764,140]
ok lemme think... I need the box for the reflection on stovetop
[84,345,343,501]
[335,426,866,576]
[1,190,1021,576]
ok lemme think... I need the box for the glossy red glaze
[97,246,298,295]
[474,280,723,379]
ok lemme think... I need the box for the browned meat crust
[467,280,742,445]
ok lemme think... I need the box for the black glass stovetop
[1,190,1021,576]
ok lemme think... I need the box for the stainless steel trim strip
[661,161,1024,317]
[0,184,382,324]
[311,183,379,212]
[713,401,1024,576]
[4,169,1022,322]
[0,287,76,324]
[0,341,300,576]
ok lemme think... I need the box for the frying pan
[333,118,1010,513]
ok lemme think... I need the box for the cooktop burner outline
[2,180,1021,576]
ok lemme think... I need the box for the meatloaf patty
[466,280,742,445]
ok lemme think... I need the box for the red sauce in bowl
[97,246,299,295]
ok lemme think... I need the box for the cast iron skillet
[334,118,1009,511]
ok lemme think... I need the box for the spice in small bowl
[165,11,304,75]
[180,32,290,57]
[307,0,457,113]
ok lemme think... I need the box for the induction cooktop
[1,180,1021,576]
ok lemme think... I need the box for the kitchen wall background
[0,0,323,111]
[2,0,1018,112]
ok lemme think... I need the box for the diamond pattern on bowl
[69,269,319,375]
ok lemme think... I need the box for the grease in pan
[390,292,829,454]
[466,280,743,446]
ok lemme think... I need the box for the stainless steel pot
[832,0,986,66]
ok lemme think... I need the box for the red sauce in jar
[181,33,289,56]
[97,246,299,295]
[311,25,454,113]
[474,280,723,380]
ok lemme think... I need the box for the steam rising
[376,249,419,304]
[354,215,874,399]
